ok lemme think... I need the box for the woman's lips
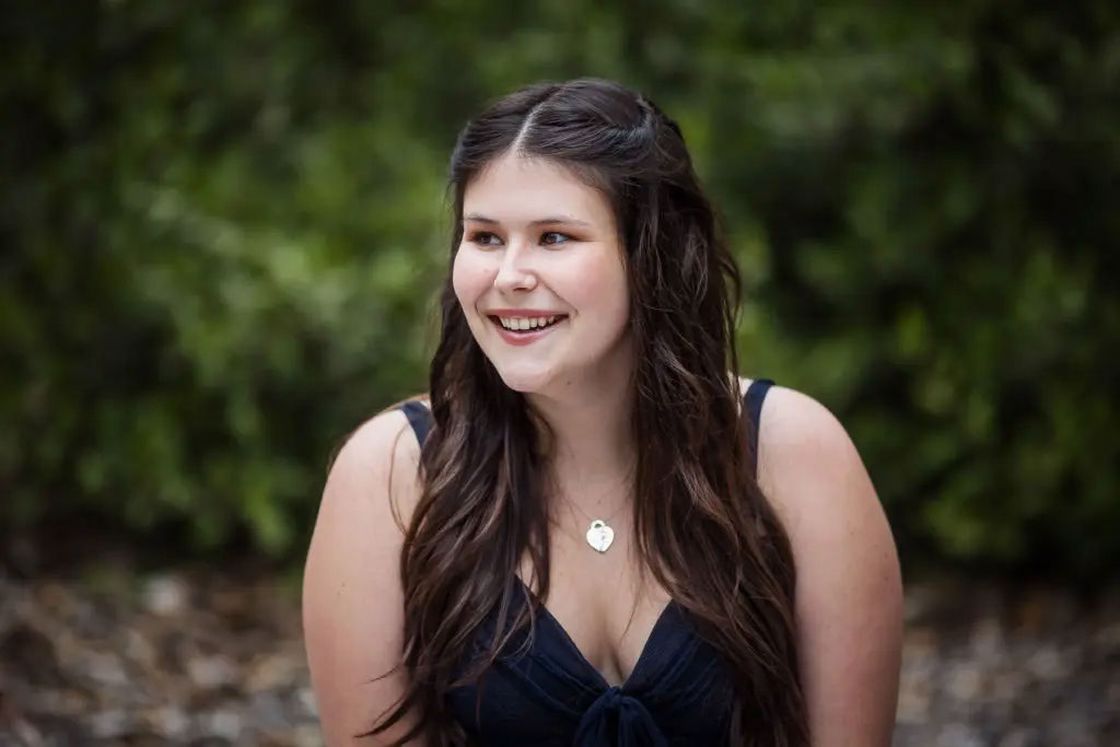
[488,316,567,346]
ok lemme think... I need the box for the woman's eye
[469,231,502,246]
[541,231,571,246]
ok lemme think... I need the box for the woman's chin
[495,366,555,394]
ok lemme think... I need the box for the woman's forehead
[463,153,614,228]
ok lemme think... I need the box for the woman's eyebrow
[463,213,592,228]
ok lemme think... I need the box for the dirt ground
[1,552,1117,746]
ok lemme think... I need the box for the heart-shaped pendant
[585,519,615,553]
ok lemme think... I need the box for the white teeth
[497,315,560,331]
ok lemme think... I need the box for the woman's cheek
[451,250,485,306]
[567,255,627,311]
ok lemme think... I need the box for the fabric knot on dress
[572,686,669,746]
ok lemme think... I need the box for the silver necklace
[554,471,633,554]
[586,520,614,552]
[548,461,636,555]
[568,503,626,553]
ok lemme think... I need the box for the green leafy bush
[2,2,1116,574]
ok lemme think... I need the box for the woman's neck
[526,370,636,497]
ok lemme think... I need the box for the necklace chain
[550,462,634,522]
[563,497,627,525]
[549,463,635,553]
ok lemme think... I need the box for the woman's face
[452,152,632,395]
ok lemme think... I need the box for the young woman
[303,79,902,746]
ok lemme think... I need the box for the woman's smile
[488,314,569,346]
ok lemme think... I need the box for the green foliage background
[3,2,1117,576]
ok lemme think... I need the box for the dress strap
[398,400,433,447]
[743,379,775,478]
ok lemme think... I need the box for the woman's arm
[302,409,425,746]
[758,386,903,747]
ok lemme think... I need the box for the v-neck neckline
[516,577,678,691]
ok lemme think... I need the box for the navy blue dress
[397,379,775,746]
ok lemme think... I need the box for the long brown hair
[368,78,807,746]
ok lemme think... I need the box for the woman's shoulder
[303,398,429,744]
[322,395,431,535]
[730,374,851,479]
[337,394,432,470]
[739,374,897,586]
[757,384,868,483]
[745,379,903,742]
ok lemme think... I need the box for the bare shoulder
[752,382,903,745]
[751,382,898,587]
[737,376,891,556]
[302,406,426,745]
[735,376,869,501]
[327,406,426,528]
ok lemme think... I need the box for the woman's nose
[493,245,538,292]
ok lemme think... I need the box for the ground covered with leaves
[1,554,1116,746]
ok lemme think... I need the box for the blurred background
[2,1,1117,745]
